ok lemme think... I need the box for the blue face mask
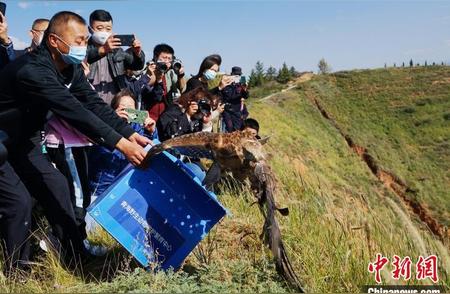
[54,35,87,65]
[203,69,217,81]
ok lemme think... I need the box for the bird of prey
[141,130,304,292]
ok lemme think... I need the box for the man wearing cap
[221,66,250,132]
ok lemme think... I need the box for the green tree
[276,62,292,84]
[289,66,298,77]
[318,58,331,74]
[266,66,277,81]
[248,61,266,87]
[409,59,413,67]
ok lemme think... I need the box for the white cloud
[9,36,28,50]
[17,2,31,9]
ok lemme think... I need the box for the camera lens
[156,62,168,72]
[172,60,182,74]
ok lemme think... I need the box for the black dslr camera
[197,99,211,116]
[156,61,169,72]
[191,99,212,123]
[155,58,183,74]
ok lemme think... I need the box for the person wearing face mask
[86,9,145,105]
[185,54,234,95]
[0,16,49,69]
[0,11,151,272]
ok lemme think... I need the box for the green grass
[299,67,450,227]
[248,80,285,99]
[0,67,448,292]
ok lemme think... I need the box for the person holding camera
[221,66,250,132]
[144,44,186,121]
[157,87,213,142]
[86,9,145,105]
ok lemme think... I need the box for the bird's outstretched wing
[141,132,222,168]
[253,162,304,292]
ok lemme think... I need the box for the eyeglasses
[52,33,91,46]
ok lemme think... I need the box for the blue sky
[3,0,450,76]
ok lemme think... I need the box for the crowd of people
[0,9,261,276]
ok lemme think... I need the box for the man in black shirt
[0,11,150,272]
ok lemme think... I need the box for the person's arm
[124,47,145,71]
[177,76,187,93]
[69,67,136,140]
[18,65,126,150]
[19,65,148,165]
[86,36,123,64]
[241,84,249,99]
[86,43,104,64]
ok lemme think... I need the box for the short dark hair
[46,11,86,37]
[153,44,175,60]
[194,54,222,78]
[89,9,113,25]
[32,18,49,30]
[242,118,260,133]
[110,89,137,110]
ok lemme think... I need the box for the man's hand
[115,107,129,121]
[178,65,185,77]
[99,35,121,56]
[115,137,147,166]
[129,132,153,147]
[131,36,142,56]
[81,61,90,77]
[219,75,233,90]
[144,115,156,133]
[0,12,11,45]
[146,62,157,85]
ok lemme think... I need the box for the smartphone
[0,2,6,22]
[125,108,147,125]
[115,34,135,47]
[240,76,247,84]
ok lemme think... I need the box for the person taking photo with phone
[221,66,250,132]
[86,9,145,105]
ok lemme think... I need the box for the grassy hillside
[1,67,448,292]
[301,67,450,232]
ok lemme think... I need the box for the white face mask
[91,30,111,45]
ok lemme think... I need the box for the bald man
[0,11,150,272]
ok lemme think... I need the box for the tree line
[248,61,300,87]
[385,59,447,68]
